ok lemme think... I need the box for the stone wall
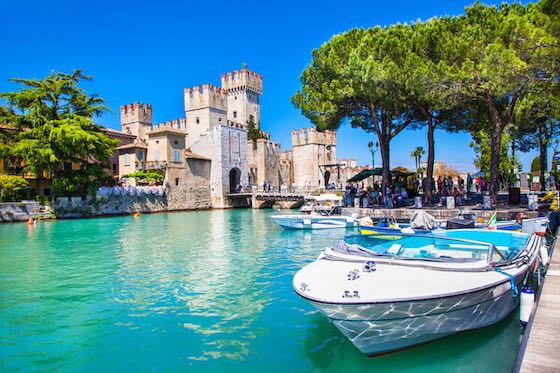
[0,202,36,222]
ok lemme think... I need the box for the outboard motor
[446,218,475,230]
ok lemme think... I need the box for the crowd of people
[344,174,485,208]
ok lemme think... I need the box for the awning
[347,168,384,182]
[347,167,415,182]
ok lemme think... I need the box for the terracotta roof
[185,150,210,160]
[116,142,148,150]
[146,127,186,136]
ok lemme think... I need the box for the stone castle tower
[291,127,337,188]
[120,103,152,141]
[221,66,263,127]
[183,84,228,150]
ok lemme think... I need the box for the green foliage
[0,70,118,198]
[410,146,425,170]
[247,115,265,149]
[470,131,520,185]
[0,175,29,202]
[292,1,559,203]
[531,156,541,173]
[125,170,164,184]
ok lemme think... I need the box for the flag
[487,212,497,230]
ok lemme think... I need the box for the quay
[343,207,540,221]
[515,231,560,372]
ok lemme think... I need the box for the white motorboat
[293,229,543,355]
[272,193,357,230]
[271,214,356,230]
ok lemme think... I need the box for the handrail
[345,232,499,263]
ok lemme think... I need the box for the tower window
[233,111,237,118]
[175,178,179,186]
[196,117,200,124]
[124,153,130,166]
[234,96,237,100]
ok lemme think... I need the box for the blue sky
[0,0,541,172]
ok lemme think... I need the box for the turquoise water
[0,209,524,372]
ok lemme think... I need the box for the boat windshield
[342,230,529,263]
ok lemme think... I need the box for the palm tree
[410,146,425,171]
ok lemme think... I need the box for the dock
[515,230,560,372]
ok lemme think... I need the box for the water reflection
[113,210,272,361]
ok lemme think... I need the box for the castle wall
[291,128,337,189]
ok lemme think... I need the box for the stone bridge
[227,190,306,209]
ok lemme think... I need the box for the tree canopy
[0,70,118,198]
[293,0,559,204]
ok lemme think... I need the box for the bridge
[227,188,310,209]
[227,192,306,209]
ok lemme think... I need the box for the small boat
[271,214,356,230]
[293,229,543,356]
[271,194,357,230]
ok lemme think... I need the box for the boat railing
[346,232,502,264]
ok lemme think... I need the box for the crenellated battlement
[120,102,152,125]
[291,127,336,146]
[150,118,187,132]
[184,84,227,112]
[221,66,263,94]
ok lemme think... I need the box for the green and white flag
[487,212,497,230]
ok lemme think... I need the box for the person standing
[437,176,443,193]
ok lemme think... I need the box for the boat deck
[518,230,560,373]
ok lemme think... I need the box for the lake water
[0,209,524,372]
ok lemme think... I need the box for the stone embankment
[0,202,36,223]
[54,185,211,219]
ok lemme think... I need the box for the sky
[0,0,543,172]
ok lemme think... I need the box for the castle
[113,66,339,208]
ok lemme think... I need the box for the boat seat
[385,244,402,255]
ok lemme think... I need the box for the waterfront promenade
[517,231,560,372]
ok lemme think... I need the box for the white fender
[520,286,535,326]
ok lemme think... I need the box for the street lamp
[368,141,379,169]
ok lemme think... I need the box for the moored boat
[359,211,548,236]
[272,193,357,230]
[271,214,356,230]
[293,229,543,355]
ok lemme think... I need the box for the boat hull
[309,279,519,355]
[272,215,356,230]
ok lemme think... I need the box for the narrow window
[137,151,143,161]
[233,111,237,118]
[154,150,160,161]
[173,150,180,162]
[124,153,130,166]
[175,178,179,186]
[196,117,200,124]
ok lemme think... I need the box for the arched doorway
[324,170,331,187]
[229,168,241,193]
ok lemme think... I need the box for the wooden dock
[516,231,560,373]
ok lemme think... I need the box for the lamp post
[368,141,379,169]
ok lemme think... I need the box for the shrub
[0,175,29,202]
[124,170,164,184]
